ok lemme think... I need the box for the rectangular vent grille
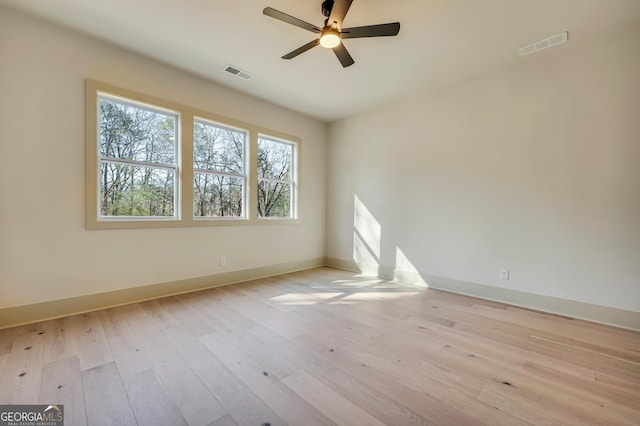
[223,65,254,80]
[518,31,568,56]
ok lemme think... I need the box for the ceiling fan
[263,0,400,68]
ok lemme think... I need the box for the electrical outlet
[220,256,227,266]
[499,268,509,280]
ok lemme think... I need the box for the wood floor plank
[120,365,188,426]
[290,335,499,425]
[42,318,73,365]
[247,325,432,426]
[0,354,8,383]
[199,331,334,426]
[526,332,640,380]
[208,414,238,426]
[233,278,300,313]
[215,286,312,339]
[185,297,298,380]
[163,325,286,426]
[0,324,50,403]
[523,360,640,411]
[295,303,385,340]
[107,318,188,426]
[99,309,142,357]
[342,338,485,399]
[282,368,385,426]
[249,325,453,426]
[158,295,216,336]
[408,313,603,386]
[39,356,87,426]
[67,313,113,371]
[193,289,259,331]
[0,327,17,356]
[81,362,137,426]
[500,305,640,353]
[330,341,517,423]
[127,315,228,426]
[595,369,640,392]
[477,378,637,426]
[0,267,638,425]
[138,299,181,330]
[419,323,623,414]
[316,303,445,352]
[440,342,640,425]
[321,366,433,426]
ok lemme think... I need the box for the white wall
[327,27,640,312]
[0,7,327,308]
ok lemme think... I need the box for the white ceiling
[4,0,640,122]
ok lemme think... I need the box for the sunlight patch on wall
[353,234,380,275]
[353,195,381,275]
[394,247,429,287]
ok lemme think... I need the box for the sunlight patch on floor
[336,292,420,303]
[269,292,345,305]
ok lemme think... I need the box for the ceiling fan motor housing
[322,0,334,18]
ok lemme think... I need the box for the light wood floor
[0,267,639,425]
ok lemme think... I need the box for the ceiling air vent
[223,65,254,80]
[518,31,568,56]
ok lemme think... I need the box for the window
[86,80,300,228]
[97,94,179,219]
[193,119,247,218]
[258,137,297,218]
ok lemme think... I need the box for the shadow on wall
[353,195,428,287]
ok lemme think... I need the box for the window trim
[86,79,300,229]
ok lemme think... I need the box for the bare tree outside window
[193,120,246,218]
[98,97,177,217]
[258,137,295,218]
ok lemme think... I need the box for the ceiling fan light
[319,29,341,48]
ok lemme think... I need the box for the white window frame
[96,93,180,221]
[257,135,298,220]
[193,118,248,220]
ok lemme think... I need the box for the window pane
[258,180,291,218]
[99,163,175,217]
[99,97,176,165]
[194,173,243,217]
[194,120,245,174]
[258,138,292,180]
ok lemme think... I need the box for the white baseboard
[325,257,640,332]
[0,258,325,329]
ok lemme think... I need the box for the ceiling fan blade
[332,43,355,68]
[263,7,321,33]
[282,39,320,59]
[328,0,354,27]
[341,22,401,39]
